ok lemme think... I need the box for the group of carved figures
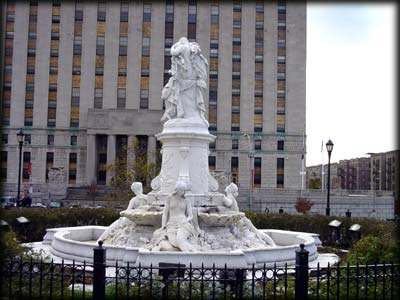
[98,37,276,251]
[98,180,276,252]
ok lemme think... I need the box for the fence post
[295,243,309,300]
[93,240,106,300]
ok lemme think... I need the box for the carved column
[106,134,116,185]
[86,134,97,185]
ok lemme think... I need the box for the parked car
[31,202,47,208]
[0,196,16,208]
[48,201,64,208]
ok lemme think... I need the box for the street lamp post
[16,129,25,206]
[325,139,334,216]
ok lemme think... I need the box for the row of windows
[139,3,152,109]
[24,2,38,127]
[231,139,284,151]
[208,156,285,188]
[231,2,241,132]
[254,0,264,133]
[163,1,174,89]
[276,0,286,134]
[0,149,76,183]
[116,0,129,108]
[208,3,219,132]
[70,2,83,127]
[46,2,60,128]
[187,1,196,41]
[93,1,106,109]
[2,2,16,126]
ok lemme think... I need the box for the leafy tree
[308,178,321,189]
[106,137,161,202]
[86,181,98,206]
[294,197,314,214]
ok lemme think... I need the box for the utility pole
[244,134,254,211]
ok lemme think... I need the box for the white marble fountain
[40,38,337,268]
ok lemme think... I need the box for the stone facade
[237,188,394,220]
[1,1,306,202]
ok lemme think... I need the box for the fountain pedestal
[150,118,217,205]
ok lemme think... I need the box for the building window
[97,1,106,21]
[48,135,54,145]
[46,152,54,181]
[140,89,149,109]
[23,152,31,182]
[119,36,128,56]
[277,157,285,188]
[209,140,215,149]
[71,135,77,146]
[96,135,107,185]
[277,140,284,151]
[117,88,126,108]
[231,156,239,185]
[0,151,7,182]
[208,156,216,171]
[1,134,8,144]
[69,153,77,184]
[24,134,31,145]
[277,124,285,133]
[143,3,151,21]
[254,157,261,188]
[232,139,239,150]
[255,140,261,150]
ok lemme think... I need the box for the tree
[106,137,161,202]
[86,181,97,206]
[308,178,321,189]
[295,197,314,214]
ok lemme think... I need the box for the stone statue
[160,37,209,126]
[150,180,204,252]
[126,182,148,210]
[222,182,276,247]
[48,167,67,198]
[97,182,148,244]
[223,183,240,212]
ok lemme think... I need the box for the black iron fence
[1,244,399,300]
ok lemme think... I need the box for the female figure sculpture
[152,180,202,252]
[126,182,148,210]
[161,37,209,126]
[223,182,276,247]
[98,182,148,244]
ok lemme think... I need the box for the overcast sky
[306,3,396,166]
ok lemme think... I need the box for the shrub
[347,235,400,264]
[294,197,314,214]
[244,211,398,247]
[0,230,27,260]
[1,208,120,243]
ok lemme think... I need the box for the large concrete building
[338,157,370,190]
[0,0,306,200]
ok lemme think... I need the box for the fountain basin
[42,225,326,268]
[120,209,163,227]
[197,211,245,226]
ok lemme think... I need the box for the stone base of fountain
[40,225,332,268]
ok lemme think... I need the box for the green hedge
[244,211,398,242]
[0,208,397,245]
[0,208,119,243]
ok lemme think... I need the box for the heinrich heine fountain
[38,38,337,268]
